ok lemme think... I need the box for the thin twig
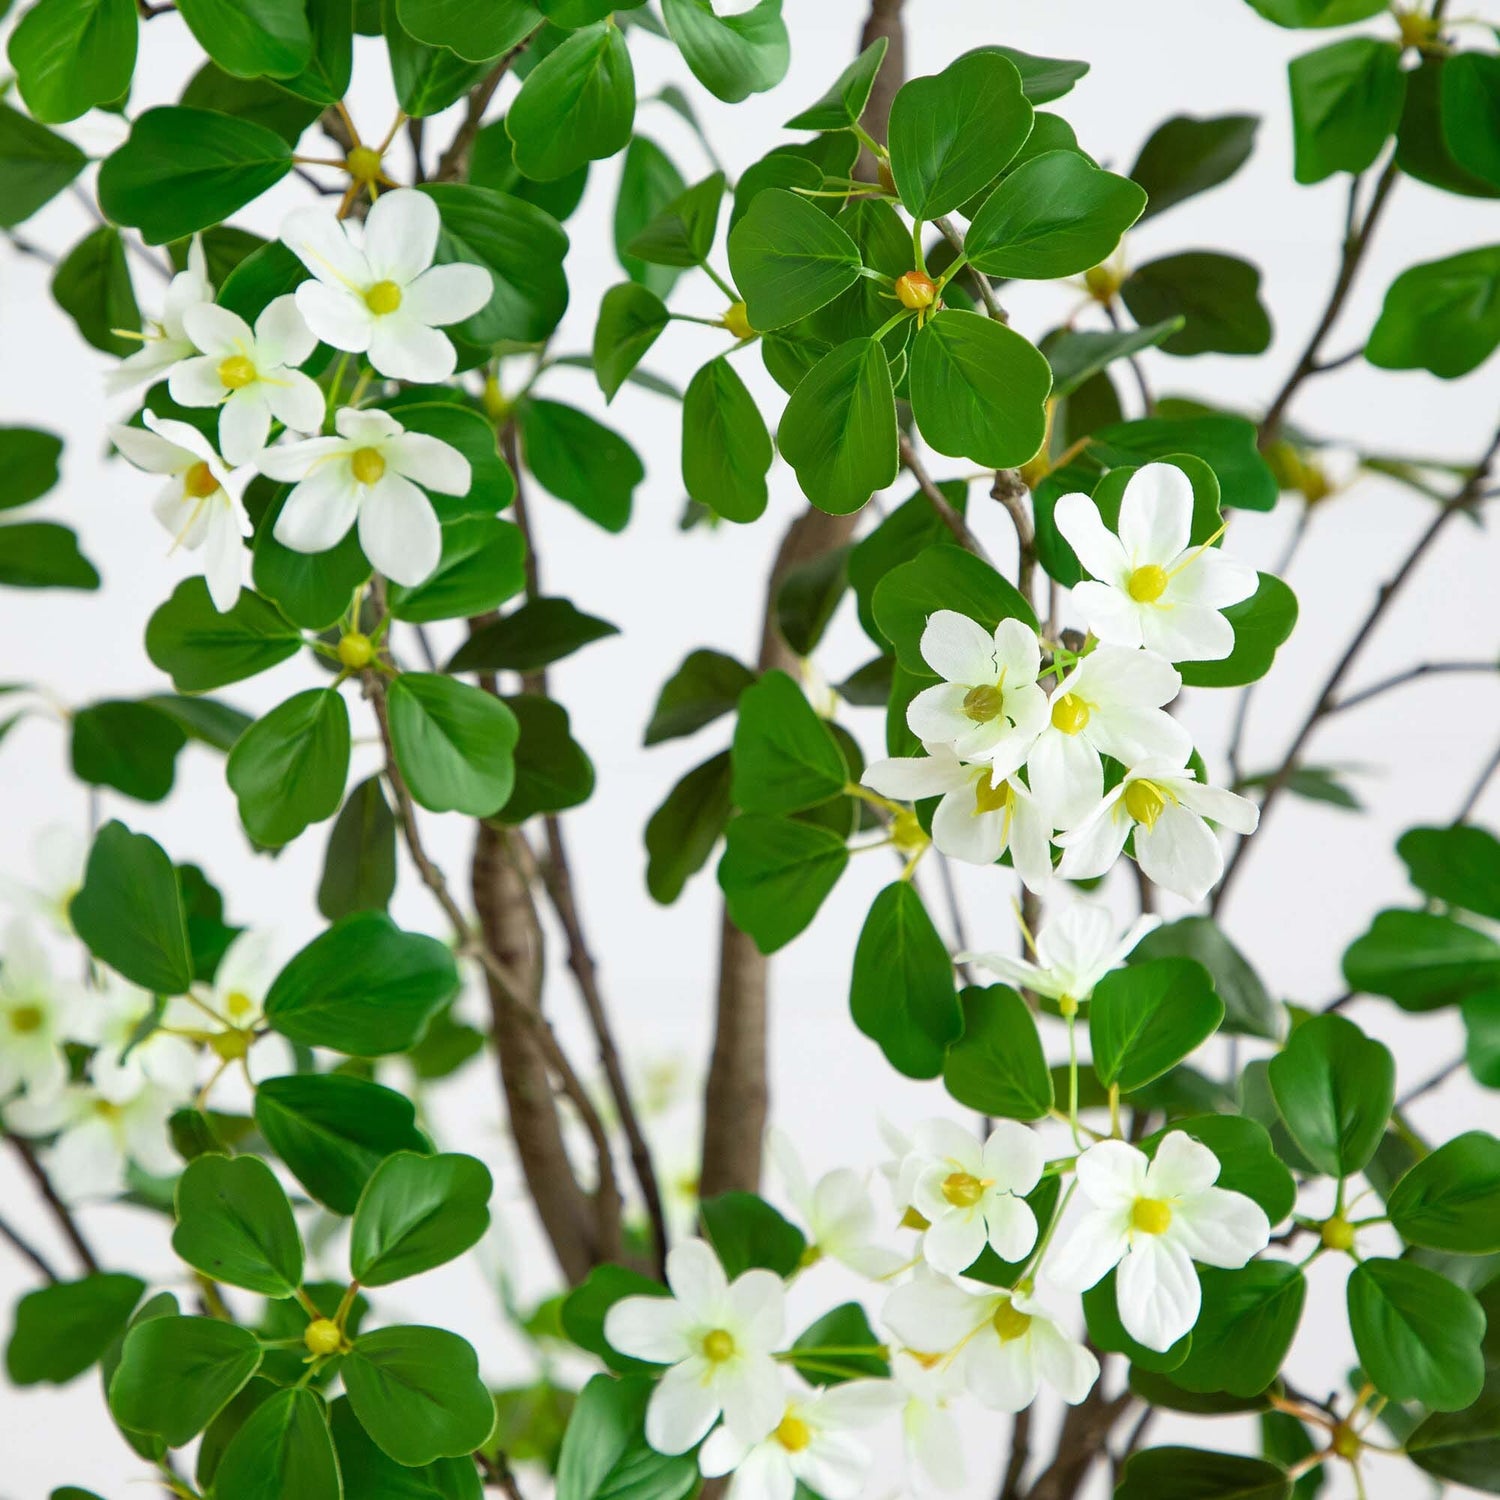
[1104,301,1153,415]
[0,1208,60,1283]
[992,469,1038,608]
[934,215,1005,321]
[999,1404,1031,1499]
[1328,660,1497,715]
[6,1134,99,1274]
[434,40,535,182]
[898,433,990,559]
[1397,1057,1465,1111]
[1457,738,1500,823]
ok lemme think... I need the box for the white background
[2,1,1499,1496]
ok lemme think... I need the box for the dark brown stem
[434,40,535,183]
[1023,1381,1134,1500]
[0,1207,60,1283]
[1104,301,1154,416]
[898,433,990,559]
[993,469,1038,610]
[1458,738,1500,823]
[6,1134,99,1274]
[999,1405,1031,1499]
[1328,659,1497,714]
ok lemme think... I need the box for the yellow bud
[722,301,754,340]
[1084,263,1123,302]
[304,1318,343,1357]
[1332,1423,1361,1461]
[209,1029,249,1062]
[482,375,511,424]
[894,270,937,311]
[900,1206,930,1232]
[991,1300,1033,1343]
[338,632,376,670]
[350,447,386,485]
[345,146,383,183]
[1320,1215,1356,1252]
[1050,693,1090,735]
[364,280,402,316]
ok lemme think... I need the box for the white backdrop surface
[2,1,1499,1496]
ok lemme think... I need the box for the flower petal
[203,501,245,612]
[881,1269,990,1353]
[1054,492,1129,586]
[403,261,494,326]
[645,1358,722,1454]
[218,387,272,468]
[109,422,191,475]
[962,1332,1039,1412]
[255,293,317,367]
[1140,600,1235,662]
[294,280,373,354]
[181,302,252,359]
[1076,1139,1150,1210]
[1030,1320,1100,1404]
[716,1350,785,1443]
[1174,551,1258,610]
[1027,727,1102,830]
[281,205,370,289]
[1118,462,1192,565]
[1116,1233,1200,1352]
[912,1116,984,1170]
[363,187,440,284]
[263,371,327,440]
[168,355,228,409]
[1135,805,1223,904]
[1072,580,1145,648]
[256,436,347,483]
[369,313,457,383]
[981,1193,1038,1264]
[1170,1187,1270,1267]
[906,682,977,746]
[725,1269,785,1351]
[991,618,1041,685]
[982,1120,1044,1196]
[1145,1130,1220,1199]
[603,1294,693,1364]
[862,752,970,802]
[665,1238,728,1319]
[921,610,1003,685]
[357,473,441,587]
[1042,1207,1129,1292]
[272,464,361,554]
[930,786,1002,866]
[922,1208,988,1276]
[386,431,471,495]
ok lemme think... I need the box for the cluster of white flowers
[105,190,493,606]
[606,1100,1271,1499]
[866,464,1261,901]
[0,834,279,1199]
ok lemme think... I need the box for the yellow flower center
[775,1412,813,1452]
[217,354,257,390]
[974,776,1012,816]
[895,269,937,311]
[304,1318,343,1357]
[224,990,255,1021]
[93,1099,122,1121]
[722,300,754,340]
[345,145,383,183]
[1127,564,1169,603]
[1050,693,1090,735]
[962,684,1005,723]
[351,447,387,485]
[991,1301,1033,1343]
[941,1171,987,1209]
[210,1029,249,1062]
[183,461,221,499]
[1131,1197,1172,1235]
[1395,8,1438,49]
[8,1003,44,1034]
[365,280,402,315]
[1332,1422,1362,1461]
[338,632,376,670]
[701,1328,735,1363]
[1123,779,1167,829]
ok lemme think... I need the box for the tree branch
[898,433,989,559]
[1458,737,1500,823]
[5,1134,98,1275]
[434,40,535,183]
[1023,1380,1134,1500]
[0,1207,60,1283]
[1327,659,1497,715]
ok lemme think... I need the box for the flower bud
[1320,1214,1355,1252]
[1084,263,1123,302]
[722,301,754,340]
[304,1318,343,1357]
[895,270,937,311]
[338,632,375,670]
[345,146,383,183]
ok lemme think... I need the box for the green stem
[1015,1178,1077,1288]
[911,214,926,274]
[851,122,887,162]
[701,260,737,302]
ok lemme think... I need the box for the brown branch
[6,1134,98,1274]
[1458,737,1500,823]
[1213,425,1500,914]
[898,433,990,559]
[999,1405,1031,1500]
[993,469,1038,610]
[1328,659,1498,714]
[1397,1056,1466,1111]
[1023,1382,1134,1500]
[0,1206,60,1283]
[434,40,535,183]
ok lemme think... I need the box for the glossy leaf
[1130,114,1259,221]
[520,399,642,532]
[1342,908,1500,1011]
[683,356,772,523]
[109,1317,262,1447]
[731,670,847,815]
[1090,959,1224,1092]
[211,1387,339,1500]
[1289,38,1404,183]
[8,0,137,123]
[1176,575,1298,690]
[727,189,863,331]
[351,1151,492,1286]
[145,579,302,692]
[1398,823,1500,920]
[226,688,350,847]
[172,1154,303,1296]
[497,693,595,823]
[718,814,848,954]
[0,104,87,229]
[942,984,1054,1120]
[594,282,669,401]
[506,22,634,181]
[662,0,788,104]
[1387,1131,1500,1253]
[317,776,398,922]
[1366,246,1500,379]
[645,750,733,905]
[1121,252,1272,357]
[1267,1014,1394,1177]
[449,596,618,674]
[387,672,519,817]
[6,1274,144,1387]
[555,1374,698,1500]
[784,36,888,131]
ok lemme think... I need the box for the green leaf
[71,700,187,803]
[1387,1131,1500,1253]
[1366,246,1500,379]
[887,51,1033,219]
[1121,252,1272,357]
[6,1274,144,1387]
[1444,53,1500,192]
[52,227,140,356]
[8,0,137,123]
[731,670,847,815]
[0,427,62,511]
[626,171,723,268]
[1083,1268,1192,1372]
[519,398,641,532]
[789,1303,889,1385]
[910,309,1052,469]
[1396,55,1500,200]
[848,484,965,642]
[683,357,772,523]
[1407,1370,1500,1491]
[1171,1263,1305,1396]
[1117,1446,1290,1500]
[1131,114,1259,222]
[0,521,99,589]
[498,693,595,822]
[561,1265,669,1376]
[387,672,518,816]
[172,1154,303,1296]
[700,1191,806,1277]
[555,1374,697,1500]
[351,1151,492,1286]
[718,814,848,954]
[872,545,1037,673]
[1176,575,1298,689]
[942,984,1054,1120]
[1465,991,1500,1089]
[965,152,1146,280]
[386,518,526,624]
[1348,1257,1486,1411]
[384,1,490,116]
[212,1386,339,1500]
[1130,918,1282,1040]
[330,1394,484,1500]
[507,22,634,180]
[594,282,669,402]
[178,63,320,147]
[394,0,538,62]
[471,115,589,221]
[849,881,960,1079]
[277,0,355,106]
[0,103,87,229]
[1090,959,1224,1092]
[1144,1114,1297,1225]
[645,649,755,745]
[109,1316,262,1447]
[614,136,687,299]
[449,596,618,674]
[784,36,887,131]
[227,688,349,847]
[982,45,1089,105]
[727,189,863,331]
[264,911,460,1056]
[1289,38,1404,184]
[174,0,311,80]
[318,776,398,923]
[1245,0,1386,23]
[1267,1013,1394,1177]
[645,751,733,904]
[342,1325,496,1466]
[778,336,898,516]
[661,0,787,104]
[255,1072,428,1215]
[1399,823,1500,920]
[1342,908,1500,1010]
[98,107,293,245]
[71,821,193,995]
[145,578,302,692]
[1092,413,1279,512]
[777,545,850,657]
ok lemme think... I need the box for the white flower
[1054,463,1257,661]
[106,236,214,396]
[906,613,1048,774]
[88,972,198,1108]
[259,406,468,588]
[0,922,83,1099]
[889,1351,967,1492]
[902,1118,1043,1276]
[961,901,1157,1011]
[162,930,290,1086]
[4,1076,180,1200]
[699,1379,898,1500]
[1054,757,1259,903]
[0,824,86,934]
[108,413,250,612]
[883,1269,1099,1412]
[863,743,1053,890]
[766,1127,904,1278]
[604,1239,786,1454]
[279,187,492,383]
[169,295,323,465]
[1046,1134,1271,1352]
[1025,646,1191,827]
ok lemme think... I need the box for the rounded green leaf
[497,693,595,824]
[171,1154,303,1296]
[329,1395,483,1500]
[1388,1132,1500,1253]
[1170,1262,1305,1397]
[784,35,888,131]
[145,578,302,692]
[555,1373,698,1500]
[1366,246,1500,379]
[448,596,618,674]
[506,22,634,181]
[519,399,642,532]
[1116,1446,1291,1500]
[175,0,312,80]
[1176,574,1298,689]
[717,814,849,954]
[1129,114,1259,223]
[6,1273,144,1387]
[662,0,788,104]
[52,226,140,356]
[942,984,1054,1120]
[1246,0,1387,23]
[350,1151,492,1287]
[1090,958,1224,1093]
[394,0,537,63]
[1121,252,1273,357]
[645,751,733,906]
[211,1386,339,1500]
[730,670,847,816]
[0,104,88,230]
[1289,38,1404,184]
[1342,908,1500,1011]
[226,688,350,848]
[1398,824,1500,921]
[71,700,187,804]
[385,518,527,625]
[910,309,1051,470]
[1144,1115,1296,1224]
[1444,53,1500,192]
[700,1191,807,1278]
[8,0,137,124]
[0,520,99,589]
[109,1316,262,1448]
[683,356,772,523]
[387,672,519,817]
[594,282,670,402]
[342,1325,496,1466]
[727,188,864,332]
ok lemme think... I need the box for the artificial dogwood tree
[1,2,1498,1499]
